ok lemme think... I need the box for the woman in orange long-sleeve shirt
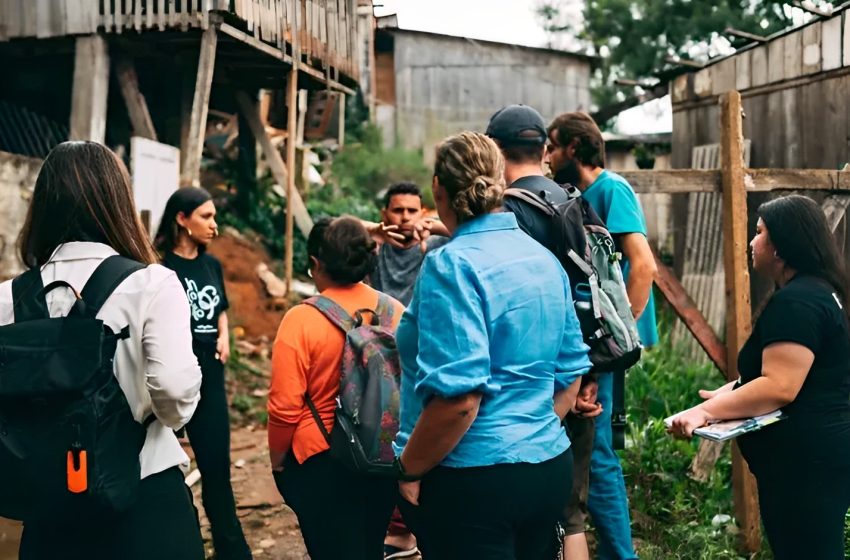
[268,216,404,560]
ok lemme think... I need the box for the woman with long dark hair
[671,194,850,559]
[155,187,252,560]
[0,141,204,558]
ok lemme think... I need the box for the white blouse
[0,242,202,478]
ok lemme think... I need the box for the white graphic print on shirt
[185,278,221,334]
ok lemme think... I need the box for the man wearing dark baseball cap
[487,104,600,560]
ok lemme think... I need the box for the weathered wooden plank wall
[0,0,357,80]
[669,6,850,318]
[388,31,591,156]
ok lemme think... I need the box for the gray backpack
[505,187,642,372]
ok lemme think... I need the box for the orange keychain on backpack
[67,447,88,494]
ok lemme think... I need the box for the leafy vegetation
[536,0,797,109]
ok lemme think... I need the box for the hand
[412,219,434,253]
[365,221,408,248]
[572,380,603,418]
[698,381,735,400]
[399,480,421,506]
[216,335,230,364]
[668,406,711,439]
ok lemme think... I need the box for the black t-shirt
[502,175,569,253]
[162,252,230,344]
[736,275,850,470]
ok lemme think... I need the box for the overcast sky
[374,0,563,49]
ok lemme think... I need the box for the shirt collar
[48,242,119,263]
[454,212,519,238]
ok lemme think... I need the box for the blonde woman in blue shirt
[393,132,592,559]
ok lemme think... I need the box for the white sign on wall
[130,137,180,240]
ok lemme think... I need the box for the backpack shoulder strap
[79,255,146,317]
[504,188,556,217]
[373,293,396,327]
[304,295,356,333]
[11,267,48,322]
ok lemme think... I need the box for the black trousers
[273,451,397,560]
[186,341,252,560]
[399,449,573,560]
[19,466,204,560]
[755,461,850,560]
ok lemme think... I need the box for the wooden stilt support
[284,69,298,296]
[234,91,313,239]
[115,58,157,141]
[70,35,109,143]
[181,26,217,187]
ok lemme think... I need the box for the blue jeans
[588,372,637,560]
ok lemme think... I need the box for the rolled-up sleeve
[555,282,592,391]
[142,273,202,429]
[414,252,500,400]
[268,307,310,425]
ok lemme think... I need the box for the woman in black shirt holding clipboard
[156,187,252,560]
[671,195,850,559]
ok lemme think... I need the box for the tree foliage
[537,0,801,107]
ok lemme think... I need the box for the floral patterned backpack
[303,293,401,476]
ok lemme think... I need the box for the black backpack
[0,255,153,521]
[505,186,642,373]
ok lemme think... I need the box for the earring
[186,227,193,238]
[307,267,313,279]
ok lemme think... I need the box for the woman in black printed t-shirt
[155,187,252,560]
[671,195,850,559]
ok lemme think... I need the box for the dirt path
[193,425,308,559]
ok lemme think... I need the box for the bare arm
[216,311,230,363]
[619,232,657,319]
[671,342,813,437]
[399,392,482,476]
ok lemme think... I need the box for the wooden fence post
[720,90,761,552]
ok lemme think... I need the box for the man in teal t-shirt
[547,111,658,560]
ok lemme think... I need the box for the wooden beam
[624,169,850,194]
[115,58,157,141]
[235,90,314,239]
[724,27,768,43]
[285,69,298,295]
[70,35,109,143]
[665,56,704,69]
[619,170,720,194]
[720,90,761,553]
[653,253,726,372]
[744,168,844,191]
[181,25,217,187]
